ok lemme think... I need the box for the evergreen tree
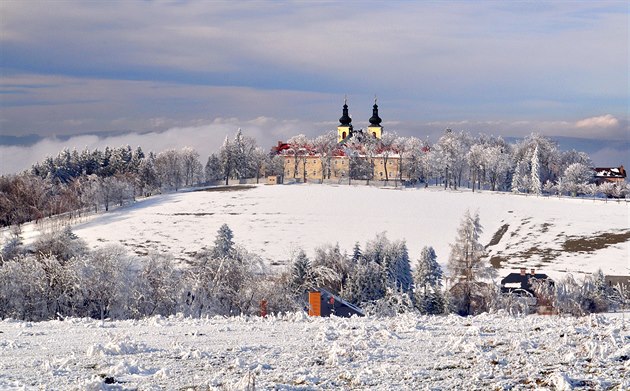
[290,249,312,293]
[205,153,223,183]
[384,241,413,293]
[413,246,444,314]
[345,259,385,304]
[511,161,521,193]
[531,145,541,195]
[212,224,235,259]
[352,242,362,263]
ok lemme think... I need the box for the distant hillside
[69,184,629,280]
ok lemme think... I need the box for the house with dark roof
[500,268,552,296]
[593,165,626,185]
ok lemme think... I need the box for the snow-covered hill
[0,313,627,389]
[70,184,629,280]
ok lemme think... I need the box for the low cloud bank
[0,118,303,175]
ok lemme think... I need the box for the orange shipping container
[308,291,321,316]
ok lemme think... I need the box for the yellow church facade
[283,155,405,182]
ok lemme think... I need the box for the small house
[500,268,552,296]
[593,165,626,185]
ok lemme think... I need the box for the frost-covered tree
[188,230,264,316]
[313,131,338,180]
[484,145,511,191]
[313,243,351,293]
[383,240,413,293]
[133,253,181,317]
[414,247,441,292]
[264,154,285,179]
[75,245,135,320]
[212,224,235,259]
[579,269,613,313]
[32,226,88,262]
[413,246,444,314]
[467,144,485,191]
[511,161,522,193]
[434,129,469,189]
[560,150,592,174]
[530,145,541,195]
[232,128,258,180]
[0,255,50,320]
[181,147,203,187]
[155,149,183,190]
[402,136,426,183]
[598,181,628,199]
[1,227,24,262]
[204,153,223,183]
[290,249,312,293]
[360,233,413,295]
[447,210,495,315]
[351,242,362,263]
[137,153,159,196]
[513,133,560,184]
[345,257,385,304]
[448,210,491,281]
[219,136,234,185]
[560,163,593,196]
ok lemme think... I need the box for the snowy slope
[0,313,627,390]
[70,184,629,280]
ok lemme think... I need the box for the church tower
[367,97,382,139]
[337,97,353,143]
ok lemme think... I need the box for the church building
[277,99,407,183]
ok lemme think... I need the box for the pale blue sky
[0,1,628,172]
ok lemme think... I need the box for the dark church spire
[369,96,382,127]
[339,96,352,126]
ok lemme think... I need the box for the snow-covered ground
[1,312,628,390]
[67,184,629,280]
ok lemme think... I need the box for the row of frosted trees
[2,212,623,321]
[0,130,286,227]
[283,129,627,198]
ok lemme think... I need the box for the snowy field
[68,184,630,280]
[1,312,628,390]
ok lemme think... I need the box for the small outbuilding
[266,175,281,185]
[308,289,365,318]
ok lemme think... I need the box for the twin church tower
[337,98,383,143]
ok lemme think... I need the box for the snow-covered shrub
[255,273,302,315]
[74,245,136,320]
[578,270,613,313]
[490,293,532,316]
[32,226,88,262]
[0,252,82,321]
[184,224,266,317]
[363,287,415,317]
[559,163,593,197]
[0,255,48,320]
[132,253,182,317]
[598,182,628,199]
[449,281,495,316]
[312,243,352,294]
[1,227,25,262]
